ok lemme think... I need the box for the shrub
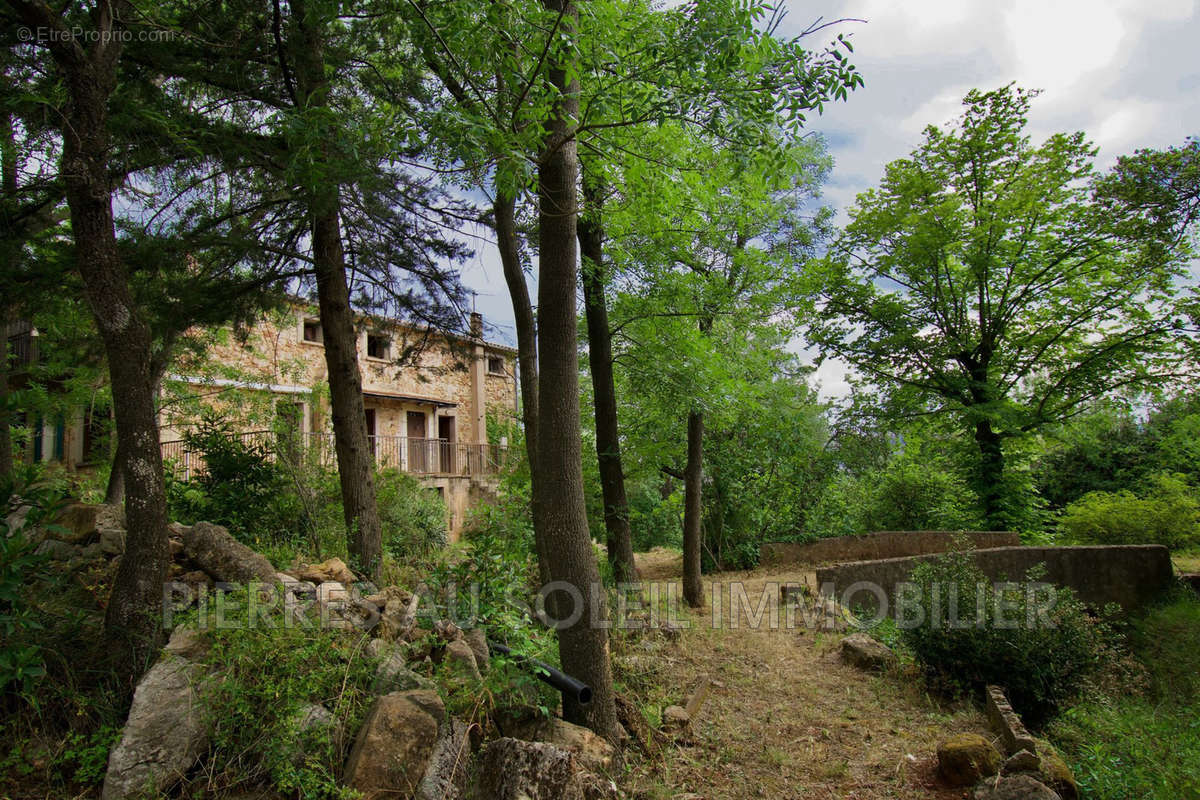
[866,457,981,532]
[194,594,376,798]
[897,548,1111,724]
[375,468,447,563]
[170,417,306,546]
[1058,472,1200,550]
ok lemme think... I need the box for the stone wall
[813,545,1175,612]
[759,531,1021,567]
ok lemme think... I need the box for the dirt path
[619,549,987,799]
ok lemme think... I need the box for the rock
[662,705,691,731]
[372,647,435,694]
[35,539,79,561]
[507,717,616,772]
[415,717,471,800]
[1004,749,1041,773]
[937,733,1002,786]
[433,618,463,643]
[442,639,482,681]
[294,557,357,585]
[1037,749,1079,800]
[4,503,34,538]
[377,593,418,641]
[971,774,1062,800]
[163,626,209,661]
[80,541,106,560]
[985,686,1039,755]
[839,633,897,671]
[169,537,184,559]
[99,527,126,556]
[101,658,208,800]
[343,690,445,799]
[365,584,413,610]
[476,738,617,800]
[53,502,123,544]
[175,521,277,585]
[285,703,342,766]
[463,627,489,673]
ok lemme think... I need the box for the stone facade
[159,303,518,541]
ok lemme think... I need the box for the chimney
[469,313,487,444]
[469,311,483,339]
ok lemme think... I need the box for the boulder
[99,527,126,556]
[662,705,691,732]
[372,647,434,694]
[937,733,1002,786]
[972,774,1061,800]
[463,627,489,673]
[294,557,357,586]
[1003,749,1041,773]
[175,521,277,585]
[442,639,482,681]
[377,596,417,641]
[415,717,471,800]
[101,658,208,800]
[284,703,342,766]
[476,738,618,800]
[53,502,123,544]
[80,542,106,560]
[342,690,445,799]
[163,626,209,662]
[1037,749,1079,800]
[507,717,616,772]
[35,539,79,561]
[839,633,898,671]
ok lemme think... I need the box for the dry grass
[1173,549,1200,574]
[617,550,989,800]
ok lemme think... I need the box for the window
[487,355,505,375]
[367,333,390,360]
[302,319,323,343]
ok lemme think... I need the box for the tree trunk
[294,3,384,579]
[682,409,704,608]
[578,170,637,585]
[0,308,12,482]
[532,0,619,741]
[974,418,1005,529]
[495,191,538,474]
[30,24,171,678]
[495,190,555,591]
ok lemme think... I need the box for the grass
[1173,548,1200,574]
[1049,591,1200,800]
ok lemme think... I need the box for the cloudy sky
[457,0,1200,399]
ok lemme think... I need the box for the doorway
[364,408,376,458]
[407,411,427,471]
[438,415,456,473]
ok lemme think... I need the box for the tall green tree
[806,86,1199,528]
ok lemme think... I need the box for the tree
[806,85,1199,529]
[3,0,172,677]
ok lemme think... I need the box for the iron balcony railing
[161,430,507,482]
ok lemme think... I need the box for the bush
[866,456,981,532]
[1049,593,1200,799]
[169,417,306,546]
[192,594,376,798]
[375,468,447,563]
[897,548,1111,724]
[1058,472,1200,550]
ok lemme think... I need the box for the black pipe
[487,640,593,706]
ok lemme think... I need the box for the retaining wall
[814,544,1175,612]
[759,530,1021,567]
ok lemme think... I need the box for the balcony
[162,431,507,482]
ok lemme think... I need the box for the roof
[363,390,457,408]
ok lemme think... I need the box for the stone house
[6,304,519,540]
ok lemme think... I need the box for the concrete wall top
[760,530,1021,567]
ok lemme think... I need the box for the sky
[456,0,1200,400]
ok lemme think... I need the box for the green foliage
[806,84,1197,527]
[1058,473,1200,550]
[897,549,1111,724]
[375,468,448,563]
[196,595,376,798]
[168,416,306,545]
[1050,593,1200,799]
[0,466,64,703]
[866,450,981,532]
